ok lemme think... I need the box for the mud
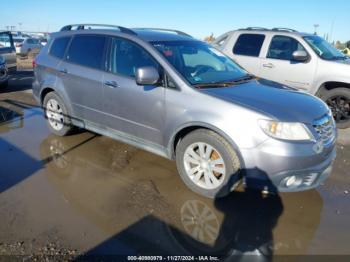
[0,63,349,259]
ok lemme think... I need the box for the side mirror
[292,50,309,62]
[135,66,160,85]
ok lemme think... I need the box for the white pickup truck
[213,27,350,128]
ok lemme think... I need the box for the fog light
[283,175,302,188]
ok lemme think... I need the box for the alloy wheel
[183,142,226,190]
[46,98,64,131]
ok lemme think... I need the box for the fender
[313,78,350,96]
[167,121,246,169]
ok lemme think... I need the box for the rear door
[259,35,316,90]
[101,37,165,145]
[0,32,16,71]
[230,33,266,76]
[57,34,106,122]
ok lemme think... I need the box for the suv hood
[201,79,329,123]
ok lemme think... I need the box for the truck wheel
[319,88,350,129]
[43,92,74,136]
[176,129,241,198]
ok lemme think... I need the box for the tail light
[32,58,36,68]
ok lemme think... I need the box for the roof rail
[239,27,268,31]
[60,24,137,35]
[133,28,192,37]
[271,27,297,32]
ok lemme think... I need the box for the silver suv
[213,27,350,128]
[32,24,336,198]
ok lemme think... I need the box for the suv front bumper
[240,137,336,192]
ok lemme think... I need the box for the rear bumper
[240,136,336,192]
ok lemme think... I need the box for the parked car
[0,31,16,88]
[33,24,336,198]
[13,37,25,53]
[16,37,43,56]
[39,37,48,46]
[212,27,350,128]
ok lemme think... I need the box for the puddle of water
[0,90,350,257]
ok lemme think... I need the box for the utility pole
[313,24,319,35]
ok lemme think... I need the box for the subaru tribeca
[32,24,336,198]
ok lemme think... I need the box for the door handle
[59,68,68,74]
[262,63,274,68]
[104,80,119,88]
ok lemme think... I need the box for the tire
[175,129,242,198]
[43,92,74,136]
[319,88,350,129]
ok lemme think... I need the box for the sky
[1,0,349,42]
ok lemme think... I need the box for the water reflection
[0,105,23,132]
[39,134,322,259]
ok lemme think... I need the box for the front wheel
[319,88,350,129]
[176,129,242,198]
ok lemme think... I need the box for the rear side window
[233,34,265,57]
[267,35,306,60]
[66,35,106,70]
[49,37,71,59]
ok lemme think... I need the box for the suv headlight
[258,119,313,141]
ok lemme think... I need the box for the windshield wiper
[194,74,255,89]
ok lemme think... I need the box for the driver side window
[109,38,159,77]
[267,35,306,61]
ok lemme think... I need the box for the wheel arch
[40,87,74,117]
[316,81,350,96]
[168,122,245,169]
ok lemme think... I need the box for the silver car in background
[15,37,43,56]
[33,24,336,198]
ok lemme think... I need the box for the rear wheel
[176,129,241,198]
[43,92,74,136]
[319,88,350,129]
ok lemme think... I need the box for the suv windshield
[151,40,248,87]
[304,35,347,60]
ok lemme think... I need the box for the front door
[102,37,165,146]
[259,35,316,91]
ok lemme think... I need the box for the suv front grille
[312,114,335,145]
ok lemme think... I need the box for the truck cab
[213,27,350,128]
